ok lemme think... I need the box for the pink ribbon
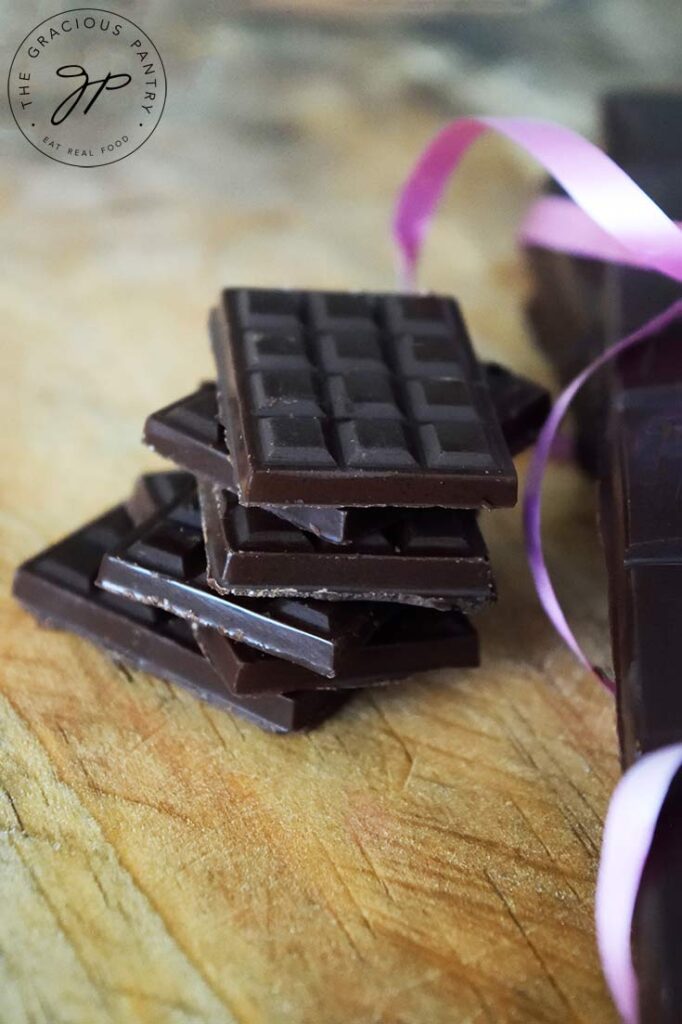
[394,116,682,289]
[597,743,682,1024]
[393,115,682,1024]
[522,194,682,270]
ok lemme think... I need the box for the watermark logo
[8,8,166,167]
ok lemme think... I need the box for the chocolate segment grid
[212,288,517,507]
[96,488,391,677]
[127,470,195,523]
[12,502,349,732]
[199,480,494,611]
[144,366,545,543]
[143,383,404,544]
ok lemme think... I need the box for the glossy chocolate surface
[195,604,478,695]
[13,502,349,732]
[211,288,517,508]
[199,478,494,611]
[144,382,405,544]
[97,489,392,678]
[144,363,546,543]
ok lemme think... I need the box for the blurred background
[1,9,680,1019]
[1,0,680,516]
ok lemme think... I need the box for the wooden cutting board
[0,105,620,1023]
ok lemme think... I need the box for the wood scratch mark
[125,718,171,756]
[368,695,414,787]
[350,831,397,904]
[505,708,602,857]
[484,869,579,1022]
[7,838,111,1014]
[5,790,26,833]
[507,796,583,904]
[401,755,418,793]
[315,835,376,941]
[113,662,134,685]
[199,705,238,756]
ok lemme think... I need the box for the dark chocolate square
[211,288,517,507]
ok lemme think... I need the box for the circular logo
[8,8,166,167]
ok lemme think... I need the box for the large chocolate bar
[96,489,393,677]
[526,92,682,474]
[603,91,682,167]
[12,504,349,732]
[601,388,682,766]
[573,93,682,1024]
[195,605,478,696]
[630,767,682,1024]
[199,479,494,610]
[210,288,517,508]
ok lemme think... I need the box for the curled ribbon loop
[393,115,682,1024]
[524,297,682,691]
[597,744,682,1024]
[394,115,682,288]
[522,194,682,269]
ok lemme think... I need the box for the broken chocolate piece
[483,363,550,457]
[96,489,392,678]
[194,604,478,695]
[198,478,495,611]
[12,503,350,732]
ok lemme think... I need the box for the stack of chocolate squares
[14,288,549,733]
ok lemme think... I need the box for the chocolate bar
[601,172,682,1024]
[199,479,494,610]
[96,489,392,677]
[600,388,682,767]
[126,470,195,522]
[12,504,350,732]
[143,382,404,545]
[483,362,550,457]
[144,363,547,544]
[195,605,478,695]
[525,92,682,474]
[210,288,517,508]
[532,92,682,1024]
[630,766,682,1024]
[603,91,682,167]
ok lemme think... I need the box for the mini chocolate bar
[199,479,494,610]
[143,367,549,544]
[126,470,195,522]
[210,288,517,508]
[483,362,550,457]
[12,504,350,732]
[195,605,478,695]
[96,489,394,678]
[143,382,405,545]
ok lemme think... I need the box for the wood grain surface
[0,76,620,1023]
